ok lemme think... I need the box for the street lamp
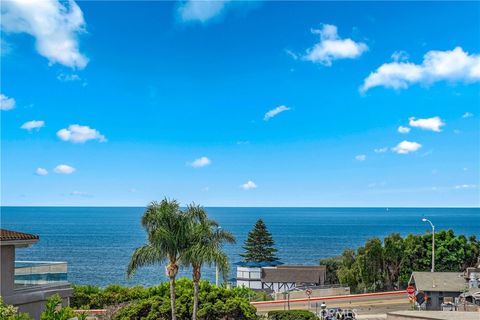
[422,218,435,272]
[215,226,221,286]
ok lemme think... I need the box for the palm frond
[127,244,166,278]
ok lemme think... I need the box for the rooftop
[409,272,467,292]
[261,265,326,284]
[0,229,39,247]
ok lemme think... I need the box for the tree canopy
[322,230,480,293]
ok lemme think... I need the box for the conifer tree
[241,219,278,262]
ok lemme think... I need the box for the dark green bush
[268,310,317,320]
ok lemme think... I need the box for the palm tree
[184,205,236,320]
[127,199,195,320]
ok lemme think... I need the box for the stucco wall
[0,245,15,296]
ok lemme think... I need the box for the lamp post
[215,226,221,286]
[422,218,435,272]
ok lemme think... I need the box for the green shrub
[72,278,259,319]
[71,284,151,309]
[40,294,76,320]
[268,310,318,320]
[0,297,32,320]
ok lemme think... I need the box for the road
[252,291,410,316]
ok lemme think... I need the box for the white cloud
[202,186,209,192]
[241,180,257,190]
[285,49,299,60]
[462,112,473,118]
[355,154,366,161]
[397,126,411,134]
[264,105,291,121]
[303,24,368,66]
[57,73,87,86]
[1,0,88,69]
[189,156,211,168]
[0,93,16,110]
[35,167,48,176]
[374,147,388,153]
[57,73,81,82]
[178,0,231,23]
[236,140,250,145]
[391,50,409,62]
[57,124,106,143]
[409,116,445,132]
[454,184,477,190]
[361,47,480,92]
[392,140,422,154]
[54,164,75,174]
[21,120,45,131]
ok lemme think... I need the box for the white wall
[237,279,263,290]
[236,266,261,280]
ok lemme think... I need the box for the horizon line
[1,205,479,209]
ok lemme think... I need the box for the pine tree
[241,219,279,262]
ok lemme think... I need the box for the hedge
[268,310,317,320]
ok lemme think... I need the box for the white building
[0,229,72,320]
[235,261,326,293]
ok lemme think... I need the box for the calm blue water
[1,207,479,287]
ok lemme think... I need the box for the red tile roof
[0,229,39,241]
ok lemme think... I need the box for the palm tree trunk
[193,280,199,320]
[167,262,179,320]
[170,276,177,320]
[192,265,201,320]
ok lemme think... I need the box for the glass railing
[14,261,68,288]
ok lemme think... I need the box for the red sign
[406,286,415,295]
[305,289,313,296]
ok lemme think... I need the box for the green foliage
[127,199,206,320]
[182,206,236,319]
[333,230,480,293]
[241,219,278,263]
[72,278,259,320]
[268,310,317,320]
[183,209,236,281]
[0,297,32,320]
[71,284,153,309]
[319,256,342,285]
[40,294,76,320]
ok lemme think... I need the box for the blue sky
[1,1,479,207]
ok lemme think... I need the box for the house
[408,272,468,310]
[0,229,73,320]
[459,262,480,307]
[235,261,326,293]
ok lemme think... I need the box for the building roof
[261,265,326,284]
[409,272,467,292]
[0,229,39,246]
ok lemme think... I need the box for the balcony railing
[14,261,68,288]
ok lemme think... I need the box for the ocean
[1,207,479,287]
